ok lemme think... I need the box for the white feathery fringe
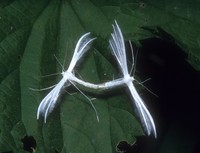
[71,21,157,138]
[108,21,157,138]
[37,32,99,123]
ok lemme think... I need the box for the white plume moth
[108,21,156,138]
[71,21,157,138]
[36,22,157,138]
[37,32,99,123]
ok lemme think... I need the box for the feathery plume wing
[109,20,157,137]
[37,32,95,123]
[67,32,96,72]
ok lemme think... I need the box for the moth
[37,32,98,123]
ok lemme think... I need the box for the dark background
[121,36,200,153]
[3,31,199,153]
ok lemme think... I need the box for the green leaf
[0,0,199,153]
[100,0,200,70]
[0,69,26,153]
[11,121,27,153]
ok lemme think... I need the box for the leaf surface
[0,0,199,153]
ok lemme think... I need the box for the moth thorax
[124,75,133,84]
[63,71,73,79]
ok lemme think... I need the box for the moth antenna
[74,70,83,80]
[63,89,77,96]
[134,79,159,98]
[129,40,134,75]
[140,78,152,84]
[63,50,68,72]
[70,80,100,122]
[129,41,139,76]
[39,72,61,78]
[54,54,65,72]
[29,84,57,91]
